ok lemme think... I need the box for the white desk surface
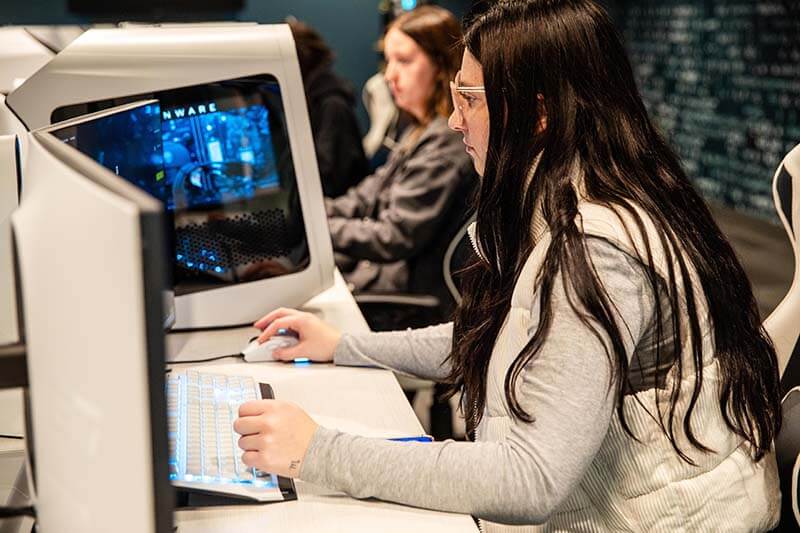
[168,271,476,532]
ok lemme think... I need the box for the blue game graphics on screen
[53,102,165,195]
[54,100,281,212]
[161,102,280,210]
[50,82,308,292]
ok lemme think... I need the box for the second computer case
[6,24,335,329]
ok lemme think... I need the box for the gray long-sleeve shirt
[325,116,471,262]
[325,116,475,293]
[299,239,670,525]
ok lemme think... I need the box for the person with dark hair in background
[322,6,476,297]
[288,19,368,198]
[237,2,782,531]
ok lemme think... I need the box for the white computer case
[6,24,335,329]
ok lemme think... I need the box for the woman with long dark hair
[235,2,782,530]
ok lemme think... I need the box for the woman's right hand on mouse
[254,308,341,363]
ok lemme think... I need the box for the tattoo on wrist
[289,460,301,471]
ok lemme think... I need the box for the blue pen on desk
[387,435,434,443]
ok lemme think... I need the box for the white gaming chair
[764,143,800,380]
[764,143,800,531]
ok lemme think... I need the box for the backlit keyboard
[165,369,287,501]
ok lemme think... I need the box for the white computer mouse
[241,328,300,362]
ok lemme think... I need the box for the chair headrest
[767,144,800,380]
[774,143,800,247]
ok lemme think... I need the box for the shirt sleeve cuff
[332,333,374,367]
[298,425,340,485]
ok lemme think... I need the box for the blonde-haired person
[325,5,476,300]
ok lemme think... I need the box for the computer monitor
[5,24,335,330]
[11,128,172,532]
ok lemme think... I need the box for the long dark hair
[444,0,781,462]
[388,6,463,120]
[287,19,334,78]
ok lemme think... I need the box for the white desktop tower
[6,24,335,329]
[0,27,55,96]
[0,30,42,343]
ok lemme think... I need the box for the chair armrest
[353,293,444,331]
[354,293,440,308]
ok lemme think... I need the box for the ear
[536,94,547,133]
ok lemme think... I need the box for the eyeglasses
[449,70,485,115]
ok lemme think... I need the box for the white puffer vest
[470,202,780,532]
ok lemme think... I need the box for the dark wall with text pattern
[613,0,800,222]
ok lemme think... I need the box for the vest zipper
[472,397,484,532]
[471,397,479,439]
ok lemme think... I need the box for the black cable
[167,353,244,365]
[167,322,257,334]
[0,505,35,518]
[0,434,23,439]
